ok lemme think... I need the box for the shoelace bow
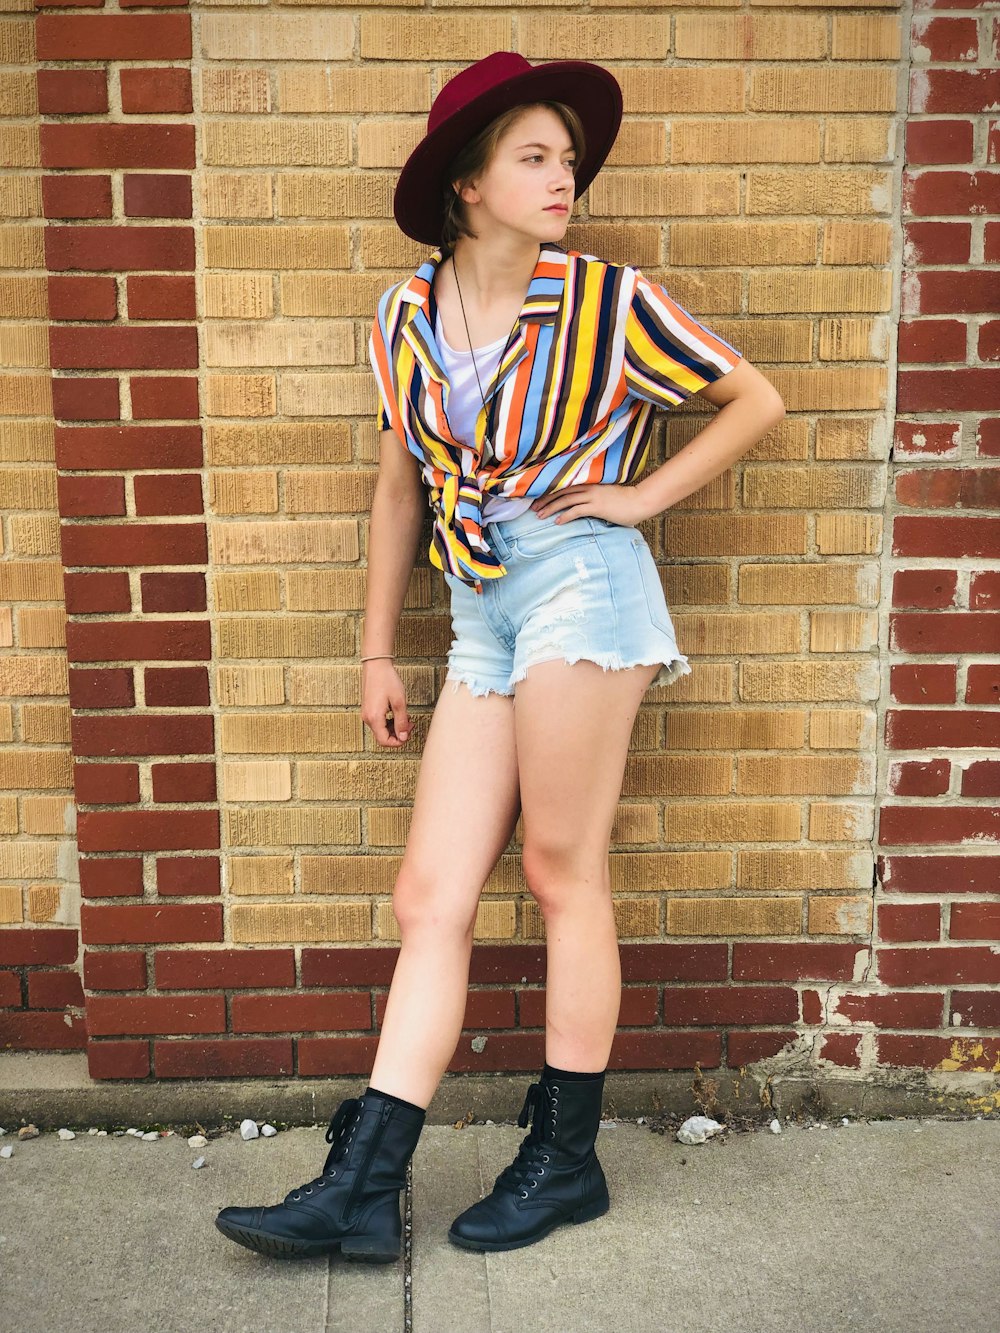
[491,1081,556,1197]
[284,1096,363,1204]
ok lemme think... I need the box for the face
[456,105,577,243]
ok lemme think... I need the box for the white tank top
[435,310,534,524]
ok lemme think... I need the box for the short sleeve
[622,270,742,409]
[368,308,406,441]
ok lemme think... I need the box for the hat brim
[393,61,623,247]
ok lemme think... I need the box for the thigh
[396,676,521,930]
[513,657,659,876]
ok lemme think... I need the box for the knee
[521,841,608,915]
[392,874,477,939]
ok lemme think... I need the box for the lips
[545,205,568,213]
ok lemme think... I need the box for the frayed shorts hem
[445,649,691,699]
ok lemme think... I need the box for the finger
[388,690,410,741]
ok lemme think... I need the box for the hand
[361,661,411,748]
[529,483,653,527]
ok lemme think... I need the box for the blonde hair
[440,101,586,252]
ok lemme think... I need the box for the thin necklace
[451,255,524,458]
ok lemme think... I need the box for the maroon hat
[393,51,623,247]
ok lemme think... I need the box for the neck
[446,235,543,306]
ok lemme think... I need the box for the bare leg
[512,658,661,1070]
[368,679,521,1107]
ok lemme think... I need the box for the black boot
[448,1071,610,1252]
[215,1090,426,1261]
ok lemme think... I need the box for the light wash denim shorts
[443,506,692,698]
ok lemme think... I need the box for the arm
[632,357,785,521]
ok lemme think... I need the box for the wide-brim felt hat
[393,51,623,247]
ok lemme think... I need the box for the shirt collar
[397,243,565,325]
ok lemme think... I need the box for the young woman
[216,51,784,1262]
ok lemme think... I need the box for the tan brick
[0,20,39,64]
[0,467,56,510]
[204,122,350,168]
[0,796,16,835]
[673,612,800,656]
[231,903,369,943]
[201,173,273,219]
[809,610,878,653]
[0,842,59,879]
[17,607,66,649]
[0,421,54,464]
[665,516,807,557]
[0,125,39,169]
[207,422,350,467]
[819,317,889,362]
[750,270,890,315]
[287,665,360,707]
[284,472,374,516]
[360,16,512,60]
[280,372,377,417]
[747,169,891,215]
[665,802,801,843]
[11,515,61,556]
[226,807,360,848]
[675,13,825,58]
[0,751,72,790]
[209,472,278,517]
[0,885,22,924]
[0,277,47,321]
[522,15,670,59]
[201,14,353,60]
[0,608,11,648]
[301,855,396,895]
[215,665,284,708]
[223,761,292,802]
[359,225,429,270]
[816,509,885,551]
[286,571,364,612]
[810,709,876,751]
[589,171,738,218]
[822,221,893,266]
[222,712,360,754]
[229,855,294,896]
[566,223,664,269]
[218,617,354,661]
[357,120,423,170]
[608,851,732,891]
[0,226,44,270]
[0,70,37,117]
[808,802,875,842]
[0,324,47,369]
[738,562,879,605]
[623,756,731,798]
[765,367,886,412]
[295,759,425,803]
[204,373,275,418]
[737,755,875,796]
[276,173,394,220]
[282,273,402,318]
[210,519,357,566]
[740,660,879,703]
[825,118,894,164]
[815,418,885,460]
[750,66,896,113]
[0,656,68,697]
[673,472,735,511]
[669,710,806,750]
[611,898,660,939]
[200,67,270,114]
[615,67,744,114]
[673,120,819,165]
[204,226,348,270]
[213,570,280,611]
[208,321,353,369]
[606,121,668,168]
[670,221,817,267]
[661,565,729,605]
[278,66,429,115]
[738,849,872,890]
[28,884,60,923]
[367,807,411,848]
[473,900,516,940]
[20,702,71,743]
[21,795,73,836]
[668,896,802,937]
[832,14,902,60]
[808,895,873,936]
[203,274,274,320]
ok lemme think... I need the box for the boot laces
[285,1096,364,1204]
[492,1082,557,1198]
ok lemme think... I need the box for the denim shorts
[443,506,692,698]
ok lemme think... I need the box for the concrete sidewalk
[1,1113,996,1333]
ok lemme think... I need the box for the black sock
[542,1062,606,1082]
[365,1085,427,1115]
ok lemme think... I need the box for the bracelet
[360,654,394,663]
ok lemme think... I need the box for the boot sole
[214,1218,400,1263]
[446,1193,610,1253]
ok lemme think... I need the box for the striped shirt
[368,242,742,594]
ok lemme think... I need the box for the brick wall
[1,0,996,1092]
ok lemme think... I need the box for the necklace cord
[450,256,524,457]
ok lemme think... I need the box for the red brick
[45,225,194,273]
[879,854,1000,895]
[144,666,210,707]
[36,68,108,115]
[301,947,401,987]
[898,370,1000,413]
[889,663,956,704]
[61,522,207,568]
[961,760,1000,797]
[130,377,200,421]
[891,568,957,609]
[140,572,207,612]
[42,175,113,221]
[88,1039,150,1080]
[0,971,21,1007]
[297,1035,385,1076]
[0,928,78,966]
[978,321,1000,362]
[41,124,194,173]
[877,902,941,943]
[909,16,977,62]
[36,15,191,60]
[84,950,147,991]
[51,326,198,372]
[79,856,144,898]
[152,762,216,803]
[950,901,1000,941]
[134,474,203,516]
[0,1011,87,1051]
[51,376,120,422]
[965,664,1000,704]
[893,419,961,458]
[970,572,1000,611]
[27,970,85,1009]
[127,275,196,321]
[154,1038,293,1079]
[904,117,974,164]
[77,810,220,853]
[55,425,202,471]
[66,620,211,664]
[63,572,131,616]
[904,167,1000,217]
[47,275,117,320]
[730,1031,800,1065]
[890,613,999,654]
[661,986,798,1025]
[119,67,192,114]
[902,222,970,267]
[833,990,945,1029]
[888,758,950,796]
[74,762,140,805]
[987,226,1000,266]
[908,68,1000,114]
[949,990,1000,1029]
[879,805,1000,845]
[882,1033,1000,1069]
[879,946,1000,988]
[156,856,221,896]
[897,319,966,364]
[123,173,193,219]
[57,474,126,518]
[232,992,371,1034]
[88,993,225,1037]
[68,667,135,709]
[155,948,294,990]
[885,708,1000,750]
[72,713,213,757]
[730,942,858,981]
[897,467,1000,510]
[81,902,222,945]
